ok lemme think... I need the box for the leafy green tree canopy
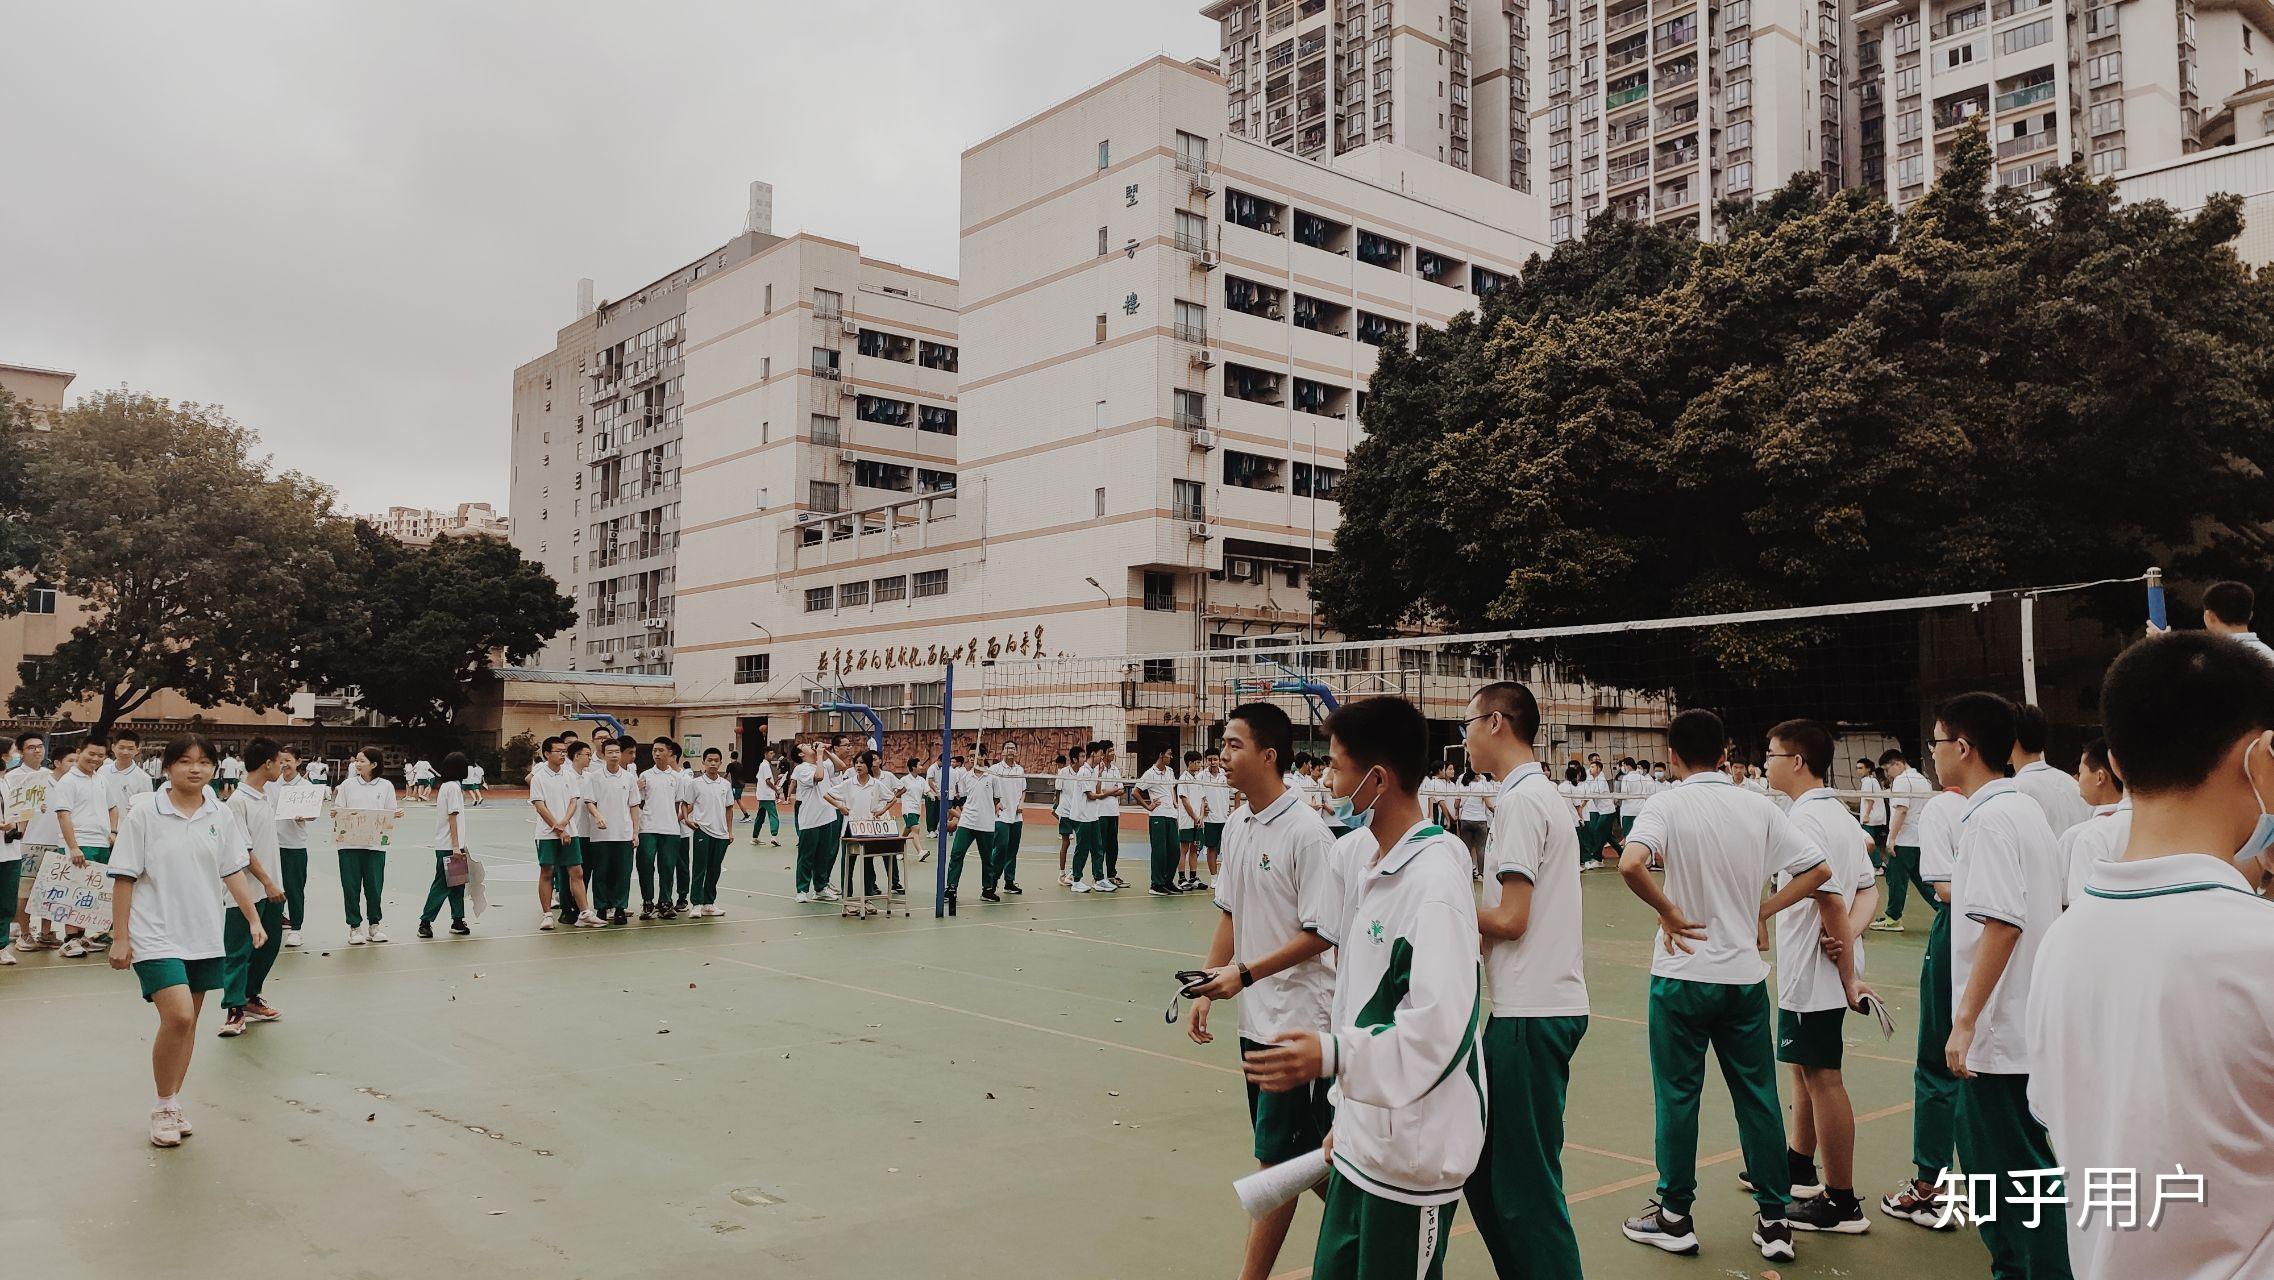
[1315,127,2274,737]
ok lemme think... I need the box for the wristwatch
[1238,961,1255,989]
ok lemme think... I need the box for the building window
[814,289,843,318]
[1998,18,2051,55]
[874,575,907,603]
[26,586,57,614]
[1173,478,1205,521]
[1096,313,1108,343]
[808,480,841,513]
[734,654,772,685]
[811,413,841,446]
[1142,658,1176,683]
[812,347,840,376]
[841,580,870,607]
[1143,571,1177,611]
[913,569,948,598]
[1099,225,1109,256]
[764,283,773,313]
[804,586,834,613]
[1097,139,1111,169]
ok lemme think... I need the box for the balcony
[1294,208,1353,253]
[1607,38,1650,72]
[1225,363,1284,405]
[1355,311,1409,347]
[1173,321,1211,345]
[1997,129,2056,159]
[1934,95,1988,130]
[1994,80,2056,112]
[856,329,915,363]
[1227,275,1286,319]
[1606,3,1647,34]
[1225,188,1286,235]
[1607,78,1650,109]
[1654,183,1696,211]
[1293,294,1351,335]
[1930,6,1985,39]
[1991,0,2051,16]
[1355,229,1406,271]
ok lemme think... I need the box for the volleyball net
[965,574,2160,779]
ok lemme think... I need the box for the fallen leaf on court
[658,1029,671,1035]
[367,1114,376,1122]
[1107,1091,1120,1097]
[985,1093,996,1100]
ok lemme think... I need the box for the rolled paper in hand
[1234,1147,1330,1220]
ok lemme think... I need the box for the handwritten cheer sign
[334,807,396,849]
[31,854,112,933]
[276,784,326,822]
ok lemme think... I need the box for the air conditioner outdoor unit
[1227,556,1261,582]
[602,653,618,664]
[1192,348,1216,369]
[644,617,665,629]
[1192,429,1216,450]
[840,316,859,335]
[839,383,859,397]
[1198,250,1220,270]
[838,450,857,463]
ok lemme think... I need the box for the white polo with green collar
[2027,852,2274,1280]
[1949,778,2063,1075]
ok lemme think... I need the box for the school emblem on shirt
[1367,919,1385,943]
[1257,852,1273,871]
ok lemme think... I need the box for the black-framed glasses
[1762,751,1800,761]
[1929,736,1964,747]
[1461,712,1501,729]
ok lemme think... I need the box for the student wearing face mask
[2028,632,2274,1280]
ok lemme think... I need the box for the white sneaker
[819,887,843,902]
[577,911,604,928]
[283,929,302,948]
[366,926,390,944]
[0,949,16,966]
[60,937,90,958]
[795,891,813,903]
[348,925,367,946]
[149,1107,182,1148]
[916,849,931,862]
[539,915,557,931]
[707,906,727,918]
[1070,881,1091,893]
[1094,879,1117,892]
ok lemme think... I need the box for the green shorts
[536,838,582,868]
[1777,1006,1847,1069]
[1203,820,1225,852]
[1180,827,1201,845]
[81,846,112,865]
[1058,815,1080,836]
[902,813,920,830]
[136,955,225,1001]
[466,783,484,794]
[1242,1036,1334,1163]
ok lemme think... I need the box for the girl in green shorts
[106,735,268,1148]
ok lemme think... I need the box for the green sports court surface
[3,801,1984,1279]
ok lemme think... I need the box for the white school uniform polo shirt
[226,778,282,887]
[2027,852,2274,1280]
[1887,767,1934,847]
[2014,760,2094,839]
[334,775,397,815]
[751,759,778,802]
[2059,798,2131,908]
[640,766,688,837]
[108,788,251,963]
[1623,771,1827,986]
[1855,773,1884,826]
[1091,763,1123,816]
[1481,764,1589,1018]
[529,763,580,837]
[827,773,897,823]
[1053,766,1077,819]
[569,765,599,840]
[584,766,639,839]
[1138,765,1180,821]
[431,781,467,850]
[50,764,114,850]
[101,758,153,824]
[1916,789,1966,887]
[1175,770,1204,828]
[1201,768,1234,824]
[1579,774,1615,816]
[687,774,734,838]
[1319,819,1484,1206]
[956,763,998,833]
[1949,778,2064,1075]
[1458,779,1494,824]
[1066,764,1095,822]
[1213,787,1341,1043]
[1776,787,1873,1013]
[1617,769,1650,818]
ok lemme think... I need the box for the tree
[0,388,39,594]
[326,529,574,730]
[9,391,361,732]
[1315,126,2274,739]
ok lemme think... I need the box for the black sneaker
[1753,1214,1796,1262]
[1620,1202,1699,1255]
[1004,883,1022,895]
[1881,1177,1964,1229]
[610,909,629,926]
[1789,1193,1870,1235]
[675,898,691,913]
[450,920,471,936]
[659,904,678,919]
[638,904,655,920]
[1739,1155,1822,1200]
[417,922,435,939]
[981,889,1002,903]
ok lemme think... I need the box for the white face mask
[1334,765,1386,826]
[2234,737,2274,882]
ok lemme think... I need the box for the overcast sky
[0,1,1216,514]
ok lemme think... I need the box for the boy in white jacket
[1245,696,1482,1280]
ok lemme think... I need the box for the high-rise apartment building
[1213,1,1478,170]
[510,230,780,673]
[1531,0,1849,242]
[1851,0,2274,208]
